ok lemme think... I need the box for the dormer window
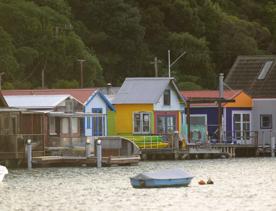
[258,61,273,80]
[164,89,171,105]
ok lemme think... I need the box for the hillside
[0,0,275,89]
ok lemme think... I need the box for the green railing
[122,135,169,149]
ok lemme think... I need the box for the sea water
[0,158,276,211]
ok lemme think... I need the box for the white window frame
[232,111,252,141]
[133,112,151,134]
[190,114,208,126]
[190,114,208,141]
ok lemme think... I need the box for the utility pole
[42,69,45,89]
[168,50,186,78]
[0,72,5,90]
[150,57,162,77]
[77,59,86,88]
[41,62,47,89]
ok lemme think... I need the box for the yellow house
[113,78,185,136]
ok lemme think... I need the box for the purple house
[182,90,253,144]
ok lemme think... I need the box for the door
[157,116,176,134]
[232,112,251,143]
[190,115,207,144]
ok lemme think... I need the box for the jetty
[0,136,141,168]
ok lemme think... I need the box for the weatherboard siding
[253,99,276,145]
[224,92,252,108]
[189,107,218,137]
[84,94,108,137]
[154,86,184,111]
[115,104,153,135]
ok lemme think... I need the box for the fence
[0,134,45,160]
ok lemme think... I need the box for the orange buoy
[198,179,206,185]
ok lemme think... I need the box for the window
[163,89,171,105]
[157,116,176,134]
[190,115,207,143]
[87,117,91,129]
[258,61,273,80]
[11,116,17,135]
[260,115,272,129]
[49,117,57,135]
[92,108,102,113]
[233,113,251,141]
[91,108,105,136]
[61,118,69,134]
[71,118,78,134]
[133,112,150,134]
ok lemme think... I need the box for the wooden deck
[140,143,259,160]
[32,155,140,167]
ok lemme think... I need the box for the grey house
[225,55,276,146]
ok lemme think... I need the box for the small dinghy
[130,168,193,188]
[0,165,8,182]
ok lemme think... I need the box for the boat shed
[113,77,186,141]
[182,90,252,144]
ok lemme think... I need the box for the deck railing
[0,134,45,160]
[122,134,180,150]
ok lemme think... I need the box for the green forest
[0,0,275,90]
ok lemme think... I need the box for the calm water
[1,158,276,211]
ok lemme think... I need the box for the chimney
[106,83,112,95]
[219,73,224,98]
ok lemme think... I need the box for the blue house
[84,90,115,137]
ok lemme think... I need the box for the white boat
[0,165,8,182]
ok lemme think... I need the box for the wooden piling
[96,139,102,168]
[271,137,275,157]
[27,139,32,170]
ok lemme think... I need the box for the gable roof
[86,91,115,111]
[181,90,242,107]
[113,77,184,104]
[2,88,97,104]
[4,95,72,109]
[225,55,276,98]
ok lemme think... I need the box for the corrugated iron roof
[4,95,71,109]
[2,88,97,104]
[225,55,276,98]
[113,77,183,104]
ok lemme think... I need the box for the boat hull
[130,177,193,188]
[0,165,8,182]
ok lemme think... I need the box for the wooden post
[174,131,179,150]
[186,102,191,143]
[218,102,222,143]
[271,137,275,157]
[96,139,102,168]
[27,139,32,169]
[85,138,91,158]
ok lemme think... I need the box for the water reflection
[1,158,276,210]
